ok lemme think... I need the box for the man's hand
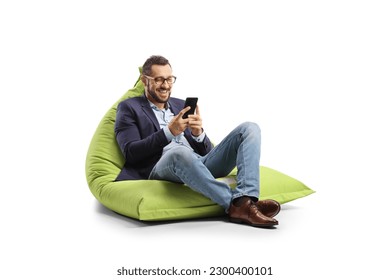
[188,105,203,137]
[168,106,191,136]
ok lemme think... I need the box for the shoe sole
[229,218,278,227]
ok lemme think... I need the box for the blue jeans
[149,122,261,211]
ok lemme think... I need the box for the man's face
[143,64,173,108]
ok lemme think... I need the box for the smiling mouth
[158,89,169,94]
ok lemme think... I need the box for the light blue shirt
[148,100,206,155]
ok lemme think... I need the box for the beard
[147,82,171,104]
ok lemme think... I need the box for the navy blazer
[115,94,213,180]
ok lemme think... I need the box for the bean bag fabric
[85,70,314,221]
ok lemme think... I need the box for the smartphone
[182,97,198,119]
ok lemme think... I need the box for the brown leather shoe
[256,199,281,218]
[228,197,278,227]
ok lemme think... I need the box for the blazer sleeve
[115,100,168,165]
[185,132,213,156]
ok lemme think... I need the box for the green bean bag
[85,70,314,221]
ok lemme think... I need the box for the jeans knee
[240,122,261,139]
[167,146,197,167]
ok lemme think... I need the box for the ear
[141,75,147,86]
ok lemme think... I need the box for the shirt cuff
[192,131,206,143]
[163,126,175,142]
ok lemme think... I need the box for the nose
[160,79,170,88]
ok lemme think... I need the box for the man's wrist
[191,130,205,142]
[163,126,175,141]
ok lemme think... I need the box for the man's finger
[195,105,200,115]
[177,106,191,117]
[177,106,192,119]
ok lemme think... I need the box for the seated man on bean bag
[115,55,280,227]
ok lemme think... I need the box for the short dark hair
[142,55,171,76]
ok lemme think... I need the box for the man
[115,55,280,227]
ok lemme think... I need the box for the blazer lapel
[169,101,181,115]
[140,95,161,131]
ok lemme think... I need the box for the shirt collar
[147,98,171,111]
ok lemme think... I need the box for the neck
[145,93,167,109]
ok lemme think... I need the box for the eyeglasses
[143,75,177,86]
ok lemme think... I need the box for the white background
[1,0,389,279]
